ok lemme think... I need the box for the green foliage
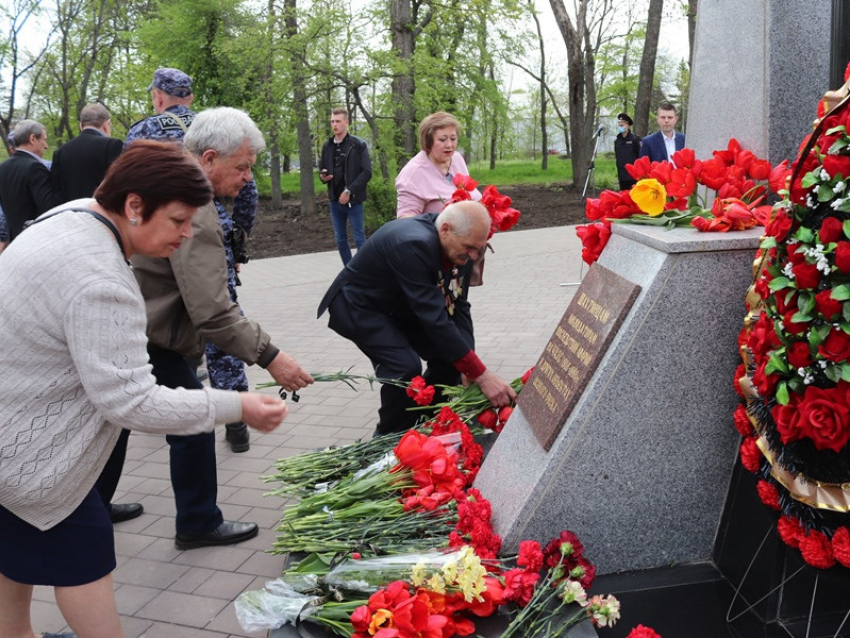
[365,179,398,232]
[467,155,618,189]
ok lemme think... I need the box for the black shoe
[175,520,259,550]
[42,633,77,638]
[109,502,143,523]
[225,422,250,453]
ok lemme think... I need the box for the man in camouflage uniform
[126,68,258,453]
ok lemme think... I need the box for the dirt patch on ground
[248,182,589,260]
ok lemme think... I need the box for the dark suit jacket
[0,151,62,241]
[318,213,474,361]
[50,128,123,200]
[638,130,685,163]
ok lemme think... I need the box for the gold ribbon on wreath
[756,437,850,513]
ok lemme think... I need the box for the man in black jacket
[614,112,641,190]
[318,108,372,264]
[50,103,123,200]
[0,120,62,242]
[318,201,515,434]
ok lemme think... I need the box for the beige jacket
[132,201,279,367]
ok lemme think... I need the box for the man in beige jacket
[97,107,313,549]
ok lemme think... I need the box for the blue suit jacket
[638,130,685,163]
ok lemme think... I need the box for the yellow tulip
[631,178,667,216]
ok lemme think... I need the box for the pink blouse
[395,151,482,217]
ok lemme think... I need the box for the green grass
[254,153,620,197]
[467,154,618,189]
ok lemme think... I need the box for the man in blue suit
[638,102,685,164]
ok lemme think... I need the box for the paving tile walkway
[32,224,584,637]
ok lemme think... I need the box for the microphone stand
[581,125,605,200]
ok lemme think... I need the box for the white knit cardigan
[0,209,242,530]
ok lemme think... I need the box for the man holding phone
[318,108,372,265]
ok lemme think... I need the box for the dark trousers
[95,345,223,535]
[356,330,460,435]
[619,179,636,190]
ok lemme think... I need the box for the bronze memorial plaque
[519,264,641,451]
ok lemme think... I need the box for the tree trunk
[531,3,548,170]
[687,0,698,71]
[633,0,663,137]
[489,65,497,170]
[351,85,390,181]
[266,0,282,207]
[390,0,416,160]
[284,0,315,216]
[549,0,592,188]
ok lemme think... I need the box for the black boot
[225,422,250,452]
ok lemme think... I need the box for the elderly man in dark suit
[50,104,123,200]
[0,120,61,242]
[318,200,516,435]
[639,102,686,165]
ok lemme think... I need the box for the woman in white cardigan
[0,141,288,638]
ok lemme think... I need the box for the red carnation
[739,437,762,473]
[627,626,662,638]
[756,480,782,511]
[517,540,544,573]
[502,568,539,607]
[815,289,843,320]
[799,530,836,569]
[733,404,755,437]
[819,216,846,243]
[733,364,746,397]
[831,527,850,568]
[777,516,805,548]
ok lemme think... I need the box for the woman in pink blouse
[395,112,482,217]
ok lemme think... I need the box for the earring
[129,218,138,226]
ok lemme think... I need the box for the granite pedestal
[687,0,830,165]
[475,223,763,574]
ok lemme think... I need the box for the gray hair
[435,200,490,236]
[80,103,110,128]
[184,107,266,158]
[13,119,47,145]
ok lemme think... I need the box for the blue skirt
[0,488,115,586]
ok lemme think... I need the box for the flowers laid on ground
[736,76,850,569]
[235,369,650,636]
[577,140,789,265]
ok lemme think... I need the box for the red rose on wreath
[819,328,850,363]
[815,289,843,320]
[787,341,813,368]
[792,262,821,289]
[765,210,792,241]
[819,216,845,243]
[831,527,850,568]
[799,529,836,569]
[822,153,850,181]
[782,310,809,336]
[835,242,850,273]
[739,437,763,473]
[780,383,850,453]
[753,360,779,396]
